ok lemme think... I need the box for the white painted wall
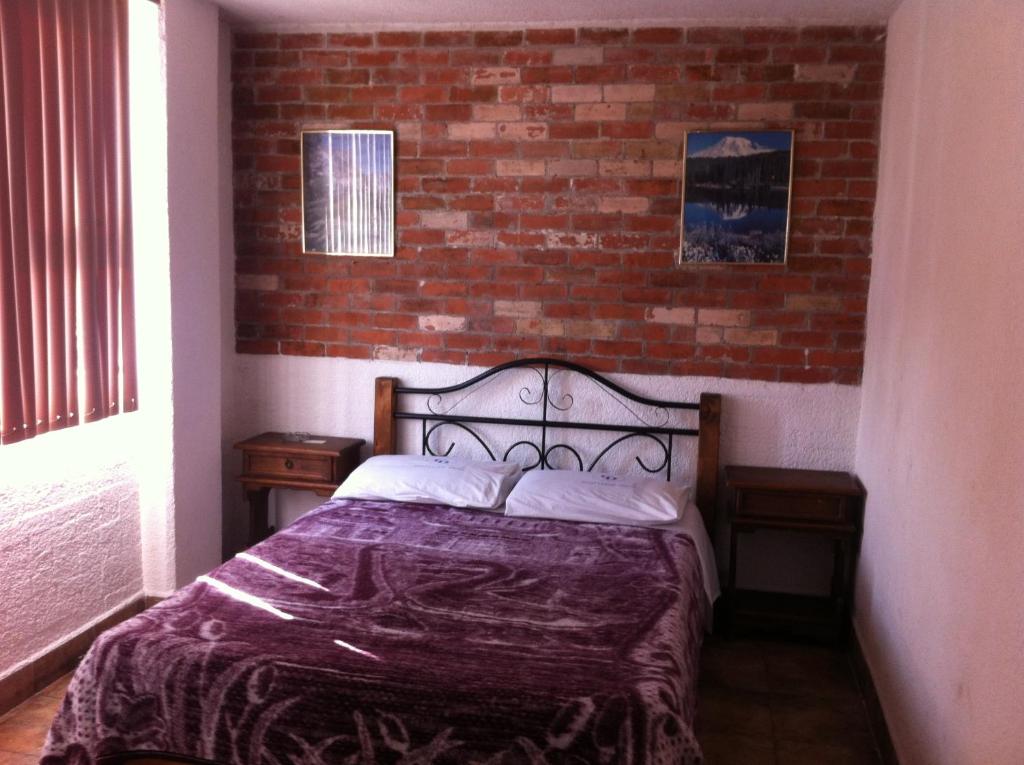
[132,0,176,596]
[163,0,228,588]
[854,1,1024,763]
[218,9,238,568]
[0,419,143,675]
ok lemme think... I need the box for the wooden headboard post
[374,377,398,455]
[696,392,722,532]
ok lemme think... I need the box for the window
[0,0,137,445]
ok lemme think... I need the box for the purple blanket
[43,499,706,764]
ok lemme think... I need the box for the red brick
[717,47,769,64]
[769,81,826,99]
[377,31,422,47]
[744,28,799,45]
[348,86,397,103]
[235,33,278,50]
[504,49,552,66]
[398,85,447,103]
[279,34,323,49]
[278,340,325,356]
[252,51,298,68]
[687,27,743,45]
[450,86,498,102]
[576,65,627,84]
[323,103,372,118]
[795,101,852,120]
[521,66,573,84]
[712,83,766,101]
[474,31,523,47]
[423,31,472,46]
[525,28,576,44]
[276,68,323,85]
[328,33,373,48]
[579,27,629,44]
[233,24,883,385]
[633,28,683,44]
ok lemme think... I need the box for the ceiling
[215,0,899,30]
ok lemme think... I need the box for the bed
[42,359,722,765]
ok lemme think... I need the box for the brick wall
[232,25,884,384]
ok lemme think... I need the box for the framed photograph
[301,129,394,257]
[678,129,794,265]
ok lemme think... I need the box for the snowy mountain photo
[690,136,774,159]
[680,130,794,265]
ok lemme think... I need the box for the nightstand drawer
[246,453,332,482]
[739,490,847,524]
[235,432,365,548]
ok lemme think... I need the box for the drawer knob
[284,458,294,469]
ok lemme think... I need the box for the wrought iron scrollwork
[587,433,670,475]
[543,443,584,471]
[425,371,506,416]
[503,441,543,471]
[423,421,496,461]
[545,369,574,412]
[395,358,700,481]
[517,366,546,407]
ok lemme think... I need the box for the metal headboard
[373,358,722,530]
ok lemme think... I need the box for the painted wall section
[219,18,240,567]
[164,0,227,587]
[854,1,1024,763]
[132,0,176,596]
[232,26,885,384]
[0,418,143,676]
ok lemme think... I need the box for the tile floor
[696,636,882,764]
[1,639,880,764]
[0,673,70,764]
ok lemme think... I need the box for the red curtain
[0,0,137,445]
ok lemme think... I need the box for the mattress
[42,498,708,764]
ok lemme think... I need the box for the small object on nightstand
[724,465,866,644]
[234,432,364,546]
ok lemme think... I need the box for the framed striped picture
[301,129,394,257]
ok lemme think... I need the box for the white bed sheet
[665,500,721,610]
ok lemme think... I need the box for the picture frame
[678,129,794,265]
[300,129,394,257]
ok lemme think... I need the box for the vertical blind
[0,0,137,445]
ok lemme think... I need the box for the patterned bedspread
[42,499,707,764]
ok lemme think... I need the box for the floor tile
[696,636,883,762]
[776,739,881,765]
[695,685,774,738]
[0,751,41,765]
[762,642,861,701]
[700,732,777,765]
[0,694,59,755]
[38,673,73,701]
[769,694,875,750]
[699,638,772,694]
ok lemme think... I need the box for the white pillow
[504,469,686,525]
[332,454,522,510]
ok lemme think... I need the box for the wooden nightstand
[234,432,364,546]
[724,465,866,643]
